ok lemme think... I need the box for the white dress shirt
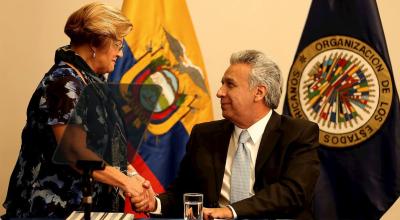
[220,110,272,218]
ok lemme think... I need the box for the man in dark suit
[132,50,320,219]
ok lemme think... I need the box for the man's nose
[216,86,225,98]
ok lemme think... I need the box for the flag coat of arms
[109,0,213,201]
[284,0,400,219]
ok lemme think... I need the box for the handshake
[121,171,158,213]
[121,171,234,219]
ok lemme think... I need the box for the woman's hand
[123,174,146,197]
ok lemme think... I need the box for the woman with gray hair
[3,2,151,219]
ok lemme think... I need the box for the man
[133,50,320,219]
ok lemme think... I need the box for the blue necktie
[230,130,251,203]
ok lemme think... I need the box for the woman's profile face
[93,38,124,74]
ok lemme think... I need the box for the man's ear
[254,85,267,102]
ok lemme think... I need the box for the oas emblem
[287,35,393,147]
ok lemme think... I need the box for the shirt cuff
[226,205,238,219]
[150,197,162,215]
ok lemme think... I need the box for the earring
[92,51,96,59]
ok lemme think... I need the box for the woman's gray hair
[65,2,132,47]
[230,50,282,109]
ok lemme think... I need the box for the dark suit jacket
[159,111,320,219]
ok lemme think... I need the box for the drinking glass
[183,193,203,220]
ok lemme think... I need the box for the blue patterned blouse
[3,46,128,219]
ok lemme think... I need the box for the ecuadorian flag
[108,0,213,213]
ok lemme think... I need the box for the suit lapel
[255,111,282,175]
[207,114,282,201]
[211,120,233,200]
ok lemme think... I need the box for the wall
[0,0,399,215]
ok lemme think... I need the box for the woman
[2,2,150,218]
